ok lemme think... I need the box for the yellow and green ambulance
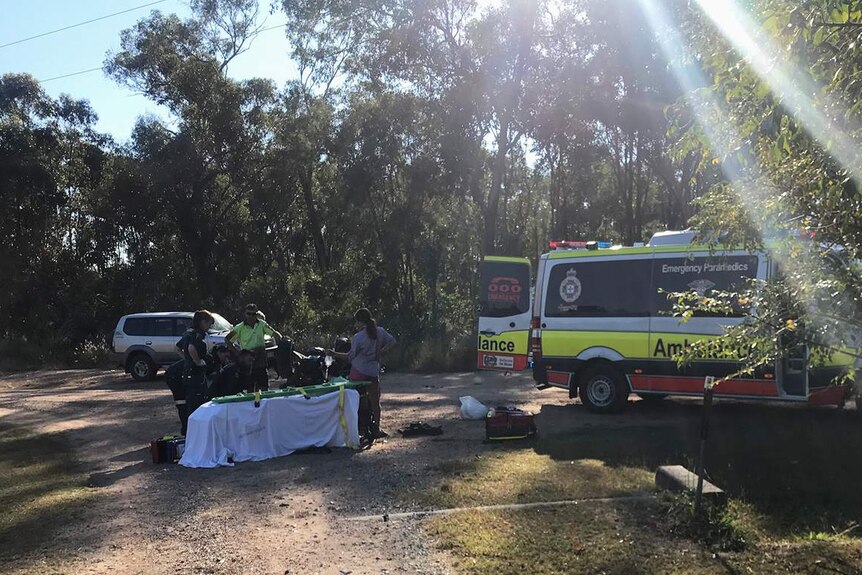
[477,231,853,413]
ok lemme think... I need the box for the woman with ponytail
[330,307,396,438]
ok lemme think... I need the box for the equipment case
[485,406,537,441]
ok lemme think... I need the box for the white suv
[111,311,234,380]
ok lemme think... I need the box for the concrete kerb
[343,493,657,522]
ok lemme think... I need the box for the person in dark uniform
[180,310,214,433]
[164,358,187,435]
[206,344,232,377]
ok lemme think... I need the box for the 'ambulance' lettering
[653,338,690,358]
[652,337,750,360]
[479,339,517,353]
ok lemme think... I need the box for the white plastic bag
[459,396,489,420]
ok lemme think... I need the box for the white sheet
[179,388,360,468]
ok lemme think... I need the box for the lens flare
[691,0,862,185]
[636,0,858,353]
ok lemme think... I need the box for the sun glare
[636,0,858,349]
[692,0,862,185]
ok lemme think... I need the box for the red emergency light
[549,240,588,250]
[549,240,611,251]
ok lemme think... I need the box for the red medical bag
[485,406,537,441]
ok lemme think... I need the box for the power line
[0,0,170,49]
[35,22,288,84]
[39,67,106,84]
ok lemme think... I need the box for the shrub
[406,335,477,373]
[660,492,749,552]
[72,336,113,368]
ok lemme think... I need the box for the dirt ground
[0,369,576,575]
[1,369,860,575]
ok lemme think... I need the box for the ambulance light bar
[549,240,612,251]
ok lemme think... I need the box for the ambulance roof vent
[647,230,696,246]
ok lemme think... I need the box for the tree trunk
[300,167,329,272]
[484,123,509,255]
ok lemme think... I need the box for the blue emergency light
[549,240,612,251]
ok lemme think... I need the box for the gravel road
[0,368,571,575]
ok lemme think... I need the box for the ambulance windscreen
[479,261,531,318]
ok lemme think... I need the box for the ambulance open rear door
[477,256,532,371]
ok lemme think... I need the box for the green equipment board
[211,377,368,404]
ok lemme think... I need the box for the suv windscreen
[210,313,232,332]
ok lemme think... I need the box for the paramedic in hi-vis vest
[329,308,396,439]
[225,303,282,392]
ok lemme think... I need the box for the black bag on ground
[330,336,352,378]
[150,434,185,463]
[333,337,350,354]
[485,406,537,441]
[295,355,326,386]
[274,338,295,379]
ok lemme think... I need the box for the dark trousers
[182,368,207,435]
[366,378,381,432]
[354,376,381,436]
[251,367,269,392]
[175,402,188,436]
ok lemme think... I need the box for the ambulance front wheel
[578,363,629,413]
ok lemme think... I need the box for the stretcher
[211,377,368,404]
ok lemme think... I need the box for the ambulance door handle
[480,330,497,336]
[509,322,516,328]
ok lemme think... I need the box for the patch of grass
[409,450,654,509]
[0,424,100,569]
[425,503,862,575]
[660,493,751,552]
[426,502,724,575]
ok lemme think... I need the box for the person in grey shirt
[330,308,396,438]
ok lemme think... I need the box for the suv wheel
[129,353,156,381]
[578,363,629,413]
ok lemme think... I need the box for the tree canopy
[4,0,862,372]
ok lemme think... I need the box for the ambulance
[477,231,854,413]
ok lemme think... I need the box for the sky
[0,0,298,141]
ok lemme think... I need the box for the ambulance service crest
[688,279,715,296]
[559,268,582,304]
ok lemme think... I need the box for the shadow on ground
[0,424,104,564]
[532,399,862,535]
